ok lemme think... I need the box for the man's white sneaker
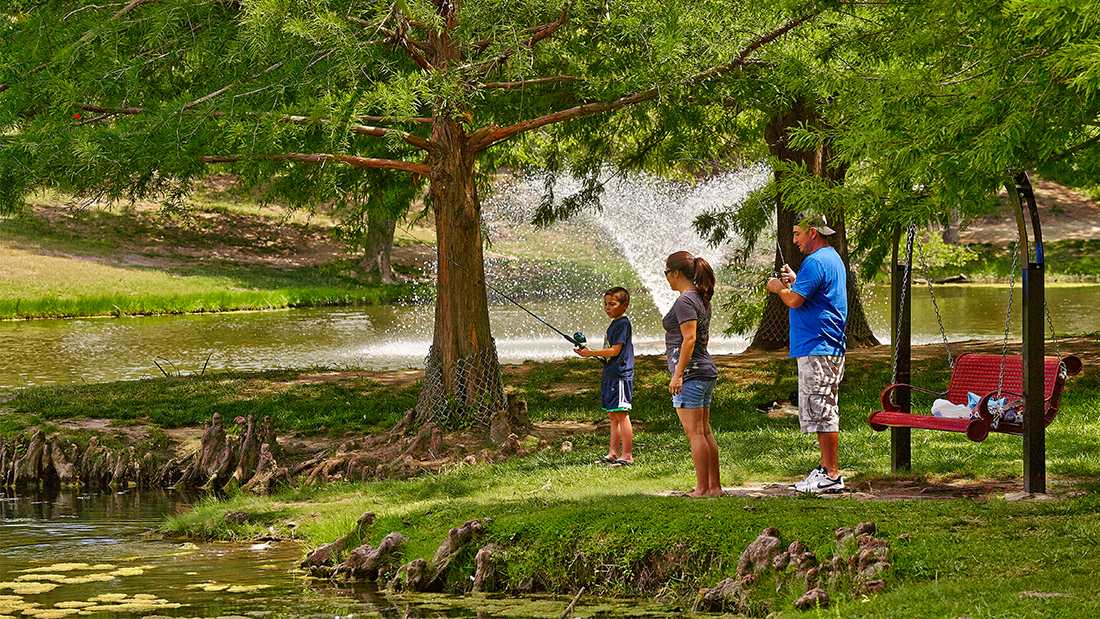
[793,466,827,492]
[802,473,845,494]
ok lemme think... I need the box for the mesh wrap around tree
[416,341,507,432]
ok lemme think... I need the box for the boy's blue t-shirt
[789,246,848,358]
[602,316,634,382]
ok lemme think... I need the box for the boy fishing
[575,287,635,466]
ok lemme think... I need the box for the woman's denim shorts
[672,378,716,409]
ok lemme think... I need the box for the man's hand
[767,264,796,293]
[779,264,796,287]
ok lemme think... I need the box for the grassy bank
[919,239,1100,283]
[3,338,1099,617]
[0,190,425,319]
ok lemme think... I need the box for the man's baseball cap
[798,214,836,236]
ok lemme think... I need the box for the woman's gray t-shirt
[662,289,718,381]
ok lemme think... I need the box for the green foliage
[820,0,1100,262]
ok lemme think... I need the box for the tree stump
[301,511,376,571]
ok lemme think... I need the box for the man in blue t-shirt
[766,215,848,493]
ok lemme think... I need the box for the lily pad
[0,595,38,614]
[106,567,147,577]
[13,575,65,583]
[86,594,127,603]
[24,608,78,619]
[57,574,114,585]
[226,584,273,593]
[0,582,58,595]
[21,564,90,573]
[185,582,228,592]
[52,601,95,609]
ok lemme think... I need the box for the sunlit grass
[0,195,423,320]
[7,335,1100,615]
[165,441,1100,615]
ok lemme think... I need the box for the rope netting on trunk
[416,340,507,431]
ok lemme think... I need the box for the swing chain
[915,233,954,370]
[891,227,915,387]
[1045,302,1062,361]
[992,239,1021,429]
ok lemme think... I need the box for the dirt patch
[961,177,1100,244]
[276,369,426,390]
[56,418,151,443]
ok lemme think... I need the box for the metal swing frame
[885,171,1059,494]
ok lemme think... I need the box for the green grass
[164,443,1100,617]
[6,338,1100,616]
[921,239,1100,282]
[0,195,425,319]
[3,369,419,438]
[0,285,415,320]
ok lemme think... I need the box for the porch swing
[865,172,1082,493]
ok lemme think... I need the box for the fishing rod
[671,159,788,269]
[400,227,588,348]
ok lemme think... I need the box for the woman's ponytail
[692,256,715,308]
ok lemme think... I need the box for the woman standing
[664,251,721,497]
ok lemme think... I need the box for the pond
[0,489,708,618]
[1,284,1097,390]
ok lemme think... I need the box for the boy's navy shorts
[601,376,633,412]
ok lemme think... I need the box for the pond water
[0,489,704,618]
[1,284,1098,390]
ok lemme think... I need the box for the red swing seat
[868,352,1082,442]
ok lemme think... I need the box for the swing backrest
[945,353,1077,423]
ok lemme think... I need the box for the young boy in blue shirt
[575,287,635,466]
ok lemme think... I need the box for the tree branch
[1047,133,1100,164]
[203,152,430,175]
[467,6,570,76]
[77,103,145,115]
[480,75,581,90]
[183,61,285,110]
[70,106,432,151]
[470,12,819,150]
[361,115,432,124]
[934,48,1052,88]
[281,115,432,151]
[378,24,433,70]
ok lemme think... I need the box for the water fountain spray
[671,159,787,271]
[400,227,588,349]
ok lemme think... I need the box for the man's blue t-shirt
[789,246,848,358]
[602,316,634,382]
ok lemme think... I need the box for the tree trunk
[942,209,961,245]
[359,213,397,283]
[413,3,507,432]
[415,113,506,430]
[751,97,879,351]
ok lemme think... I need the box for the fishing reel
[572,332,587,350]
[772,264,791,286]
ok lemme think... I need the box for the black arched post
[890,226,912,472]
[1008,172,1046,494]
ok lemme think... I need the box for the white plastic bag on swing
[931,399,973,418]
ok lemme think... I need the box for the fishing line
[670,159,787,268]
[397,226,587,347]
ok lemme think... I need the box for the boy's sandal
[610,459,633,467]
[594,456,616,464]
